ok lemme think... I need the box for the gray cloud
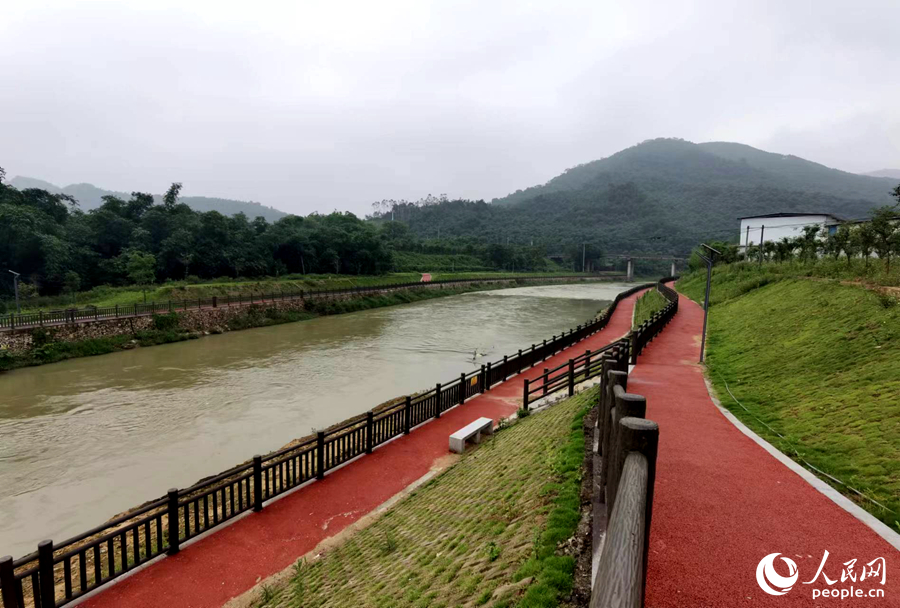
[2,0,898,216]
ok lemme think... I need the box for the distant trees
[126,251,156,301]
[869,207,899,273]
[851,222,876,269]
[0,179,397,298]
[749,207,899,274]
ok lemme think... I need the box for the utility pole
[758,225,765,267]
[8,270,20,314]
[582,243,586,273]
[698,244,720,363]
[745,225,750,254]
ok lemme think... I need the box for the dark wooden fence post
[567,359,575,396]
[523,379,530,411]
[366,412,375,452]
[459,373,466,404]
[38,540,55,608]
[517,349,522,373]
[404,397,411,434]
[253,455,264,511]
[480,365,486,393]
[316,432,325,480]
[167,488,180,555]
[212,296,218,308]
[0,555,17,608]
[485,362,492,390]
[503,355,509,380]
[434,383,442,418]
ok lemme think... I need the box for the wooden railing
[523,278,679,407]
[0,280,656,608]
[629,277,678,365]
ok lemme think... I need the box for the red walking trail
[631,294,899,608]
[81,291,643,608]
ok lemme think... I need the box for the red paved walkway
[82,291,643,608]
[630,294,899,607]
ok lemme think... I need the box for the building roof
[737,212,844,222]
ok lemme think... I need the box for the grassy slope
[631,289,667,328]
[6,272,592,313]
[678,267,900,530]
[257,390,594,608]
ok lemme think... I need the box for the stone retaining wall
[0,277,612,354]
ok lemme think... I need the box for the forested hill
[9,176,287,222]
[379,138,897,256]
[493,138,896,211]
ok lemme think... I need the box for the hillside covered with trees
[372,139,898,259]
[0,172,561,300]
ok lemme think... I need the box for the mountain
[395,139,898,256]
[862,169,900,179]
[494,139,896,209]
[8,176,288,222]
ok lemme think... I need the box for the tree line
[691,194,900,273]
[0,172,574,299]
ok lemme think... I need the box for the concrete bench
[449,417,494,453]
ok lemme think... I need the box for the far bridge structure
[613,255,687,281]
[545,253,687,280]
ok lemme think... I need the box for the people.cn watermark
[757,551,886,600]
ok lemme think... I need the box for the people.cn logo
[756,553,799,596]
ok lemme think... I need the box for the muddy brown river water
[0,282,632,558]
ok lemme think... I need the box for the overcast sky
[2,0,898,216]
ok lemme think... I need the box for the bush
[151,313,181,331]
[31,327,54,347]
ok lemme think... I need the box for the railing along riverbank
[0,281,654,608]
[590,360,660,608]
[523,278,678,408]
[0,274,621,332]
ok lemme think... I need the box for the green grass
[254,389,595,608]
[678,258,900,308]
[631,289,667,329]
[0,278,597,371]
[2,272,593,314]
[677,268,900,530]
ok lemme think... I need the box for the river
[0,281,631,558]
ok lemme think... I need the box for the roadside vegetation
[0,278,594,372]
[631,288,668,328]
[678,264,900,530]
[2,271,593,314]
[0,174,585,313]
[254,390,594,608]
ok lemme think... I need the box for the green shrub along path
[1,271,592,314]
[678,267,900,529]
[0,278,600,372]
[254,389,594,608]
[631,288,668,328]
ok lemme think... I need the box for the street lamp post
[8,270,21,314]
[697,244,720,363]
